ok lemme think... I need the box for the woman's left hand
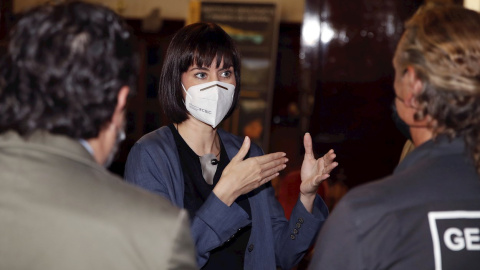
[299,133,338,203]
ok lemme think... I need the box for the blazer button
[290,234,296,240]
[248,244,254,252]
[293,228,299,234]
[298,217,304,224]
[296,222,301,228]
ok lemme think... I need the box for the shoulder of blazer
[0,131,107,173]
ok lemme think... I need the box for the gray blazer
[0,131,197,270]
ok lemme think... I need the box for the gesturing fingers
[321,149,337,175]
[259,173,280,185]
[322,149,335,166]
[323,161,338,175]
[259,161,287,180]
[303,132,314,159]
[253,151,286,165]
[245,154,287,188]
[312,173,330,187]
[231,136,251,163]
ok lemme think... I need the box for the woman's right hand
[213,136,288,206]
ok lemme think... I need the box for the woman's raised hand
[299,133,338,212]
[213,136,288,206]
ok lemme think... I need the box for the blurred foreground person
[309,4,480,270]
[0,2,196,269]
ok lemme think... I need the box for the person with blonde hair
[308,4,480,270]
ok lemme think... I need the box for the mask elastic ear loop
[181,84,191,105]
[181,83,188,94]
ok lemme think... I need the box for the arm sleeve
[267,184,329,269]
[307,198,362,270]
[192,193,251,267]
[244,142,329,269]
[125,141,250,268]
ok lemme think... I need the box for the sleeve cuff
[290,195,329,235]
[196,192,251,242]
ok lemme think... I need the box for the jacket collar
[0,130,97,165]
[394,135,467,174]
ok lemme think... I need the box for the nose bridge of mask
[215,81,235,94]
[189,81,224,99]
[184,83,223,105]
[200,85,221,100]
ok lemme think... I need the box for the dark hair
[159,22,241,123]
[0,1,138,139]
[395,4,480,173]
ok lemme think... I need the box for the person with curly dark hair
[308,4,480,270]
[0,2,196,269]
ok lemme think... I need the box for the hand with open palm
[299,133,338,212]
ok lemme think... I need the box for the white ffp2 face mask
[183,81,235,128]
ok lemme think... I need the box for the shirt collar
[78,139,94,156]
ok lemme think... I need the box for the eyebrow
[189,67,209,72]
[189,66,233,72]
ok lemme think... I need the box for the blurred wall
[13,0,305,22]
[465,0,480,11]
[300,0,423,188]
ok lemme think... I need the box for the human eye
[194,72,207,79]
[220,70,232,78]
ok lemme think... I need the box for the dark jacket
[309,136,480,270]
[125,126,329,269]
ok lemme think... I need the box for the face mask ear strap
[181,83,192,101]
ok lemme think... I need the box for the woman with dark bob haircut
[125,22,337,269]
